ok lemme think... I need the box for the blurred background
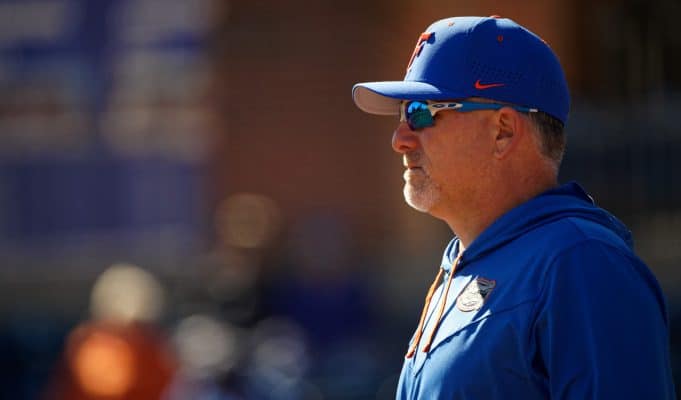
[0,0,679,399]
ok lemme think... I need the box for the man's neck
[443,176,558,248]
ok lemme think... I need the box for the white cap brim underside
[352,81,465,116]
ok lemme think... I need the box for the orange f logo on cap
[406,32,433,72]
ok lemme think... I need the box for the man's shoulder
[520,214,633,257]
[526,217,661,300]
[499,214,643,286]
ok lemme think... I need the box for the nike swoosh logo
[475,79,505,90]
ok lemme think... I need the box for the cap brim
[352,81,465,115]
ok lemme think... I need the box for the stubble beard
[403,152,442,213]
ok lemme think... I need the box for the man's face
[399,139,441,213]
[392,106,493,217]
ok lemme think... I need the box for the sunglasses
[400,100,538,131]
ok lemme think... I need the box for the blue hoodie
[396,182,676,399]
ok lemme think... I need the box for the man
[352,16,676,399]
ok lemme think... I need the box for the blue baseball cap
[352,16,570,124]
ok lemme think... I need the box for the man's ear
[492,108,524,159]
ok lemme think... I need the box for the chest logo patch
[456,277,496,312]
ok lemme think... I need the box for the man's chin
[403,187,438,213]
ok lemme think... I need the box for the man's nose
[392,122,420,154]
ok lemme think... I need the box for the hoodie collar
[440,181,633,273]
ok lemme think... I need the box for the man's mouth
[404,167,426,180]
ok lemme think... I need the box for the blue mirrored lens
[405,101,434,130]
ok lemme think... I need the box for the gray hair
[528,111,566,167]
